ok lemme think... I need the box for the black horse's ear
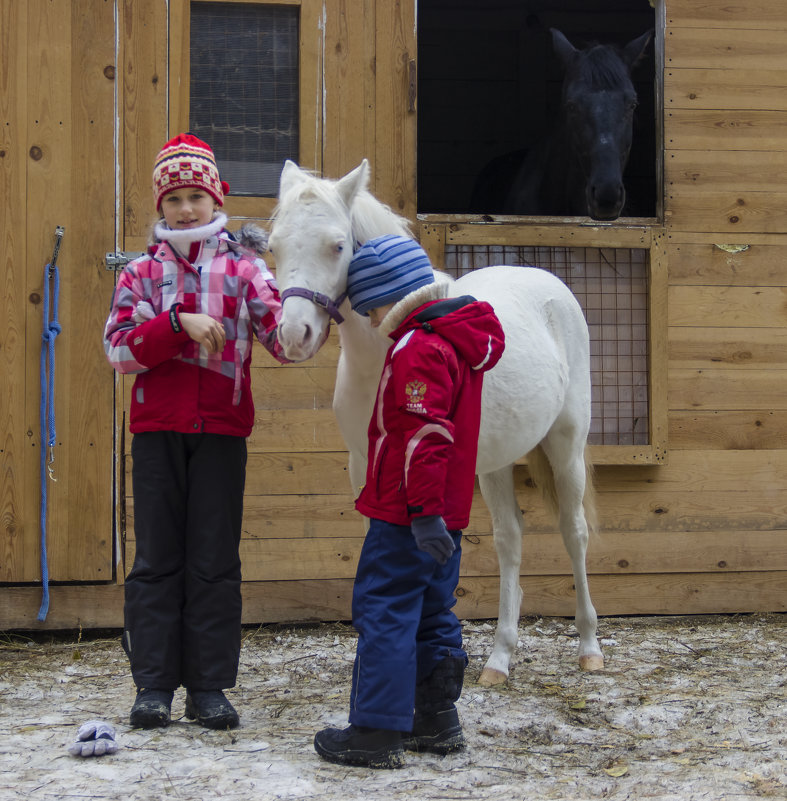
[623,29,654,71]
[550,28,577,69]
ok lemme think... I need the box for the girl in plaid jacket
[104,133,288,731]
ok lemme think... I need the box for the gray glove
[411,515,455,565]
[68,720,118,757]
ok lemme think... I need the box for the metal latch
[105,251,145,271]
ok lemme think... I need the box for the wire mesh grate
[444,245,649,446]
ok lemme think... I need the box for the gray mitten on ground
[68,720,118,757]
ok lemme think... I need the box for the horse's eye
[335,244,344,254]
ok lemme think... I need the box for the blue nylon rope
[38,262,61,622]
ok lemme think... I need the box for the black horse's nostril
[302,324,312,344]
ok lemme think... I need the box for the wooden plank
[667,188,787,234]
[666,68,787,111]
[120,0,168,243]
[666,2,787,29]
[669,327,787,367]
[245,570,787,620]
[299,0,323,173]
[374,0,416,220]
[667,149,787,194]
[666,110,787,152]
[124,451,351,495]
[128,477,787,544]
[669,286,787,328]
[25,0,73,581]
[0,0,30,581]
[594,450,787,493]
[250,366,337,410]
[666,26,787,70]
[248,409,348,452]
[669,368,787,411]
[670,411,787,450]
[126,529,787,583]
[322,0,376,177]
[3,569,787,630]
[128,493,360,541]
[442,223,653,249]
[667,230,787,246]
[58,0,115,580]
[666,240,787,285]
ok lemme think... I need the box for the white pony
[268,160,604,684]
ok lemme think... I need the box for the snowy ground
[0,613,785,801]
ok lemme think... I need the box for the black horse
[470,28,653,221]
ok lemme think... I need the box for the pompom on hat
[347,235,435,317]
[152,132,230,210]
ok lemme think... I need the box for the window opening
[189,2,299,197]
[417,0,657,218]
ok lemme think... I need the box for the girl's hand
[179,312,226,353]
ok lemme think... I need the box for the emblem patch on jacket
[405,380,427,413]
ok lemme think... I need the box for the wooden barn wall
[3,0,787,630]
[0,0,115,596]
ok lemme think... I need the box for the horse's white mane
[349,189,412,244]
[274,166,411,246]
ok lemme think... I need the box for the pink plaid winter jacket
[104,232,288,437]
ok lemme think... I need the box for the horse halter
[280,286,347,325]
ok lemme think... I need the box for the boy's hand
[411,516,455,565]
[180,312,226,353]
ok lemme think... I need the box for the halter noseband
[280,286,347,325]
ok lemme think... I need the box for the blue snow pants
[348,518,467,732]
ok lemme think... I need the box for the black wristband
[169,304,183,333]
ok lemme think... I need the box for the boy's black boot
[403,656,466,754]
[314,724,405,769]
[185,689,239,730]
[129,688,174,729]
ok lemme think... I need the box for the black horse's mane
[574,43,631,90]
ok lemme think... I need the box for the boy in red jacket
[314,235,505,768]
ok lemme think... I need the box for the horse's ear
[550,28,577,69]
[278,159,308,197]
[623,29,653,71]
[336,159,370,209]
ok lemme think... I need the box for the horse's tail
[526,444,597,535]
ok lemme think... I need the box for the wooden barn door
[0,0,116,585]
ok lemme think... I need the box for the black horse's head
[552,28,653,221]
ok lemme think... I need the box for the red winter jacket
[355,290,505,529]
[104,229,288,437]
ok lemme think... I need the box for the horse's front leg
[477,466,523,686]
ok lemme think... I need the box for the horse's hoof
[478,667,508,687]
[579,654,604,671]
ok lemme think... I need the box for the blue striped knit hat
[346,235,434,316]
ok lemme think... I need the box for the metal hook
[47,446,57,482]
[49,226,65,276]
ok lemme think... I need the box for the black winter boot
[403,656,466,754]
[129,688,174,729]
[314,724,405,768]
[185,690,239,729]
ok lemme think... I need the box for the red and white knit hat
[152,132,230,210]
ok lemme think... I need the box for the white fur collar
[378,273,452,338]
[154,212,228,248]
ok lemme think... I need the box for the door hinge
[105,251,145,271]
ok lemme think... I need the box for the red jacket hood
[390,295,505,374]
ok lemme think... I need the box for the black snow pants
[124,431,246,691]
